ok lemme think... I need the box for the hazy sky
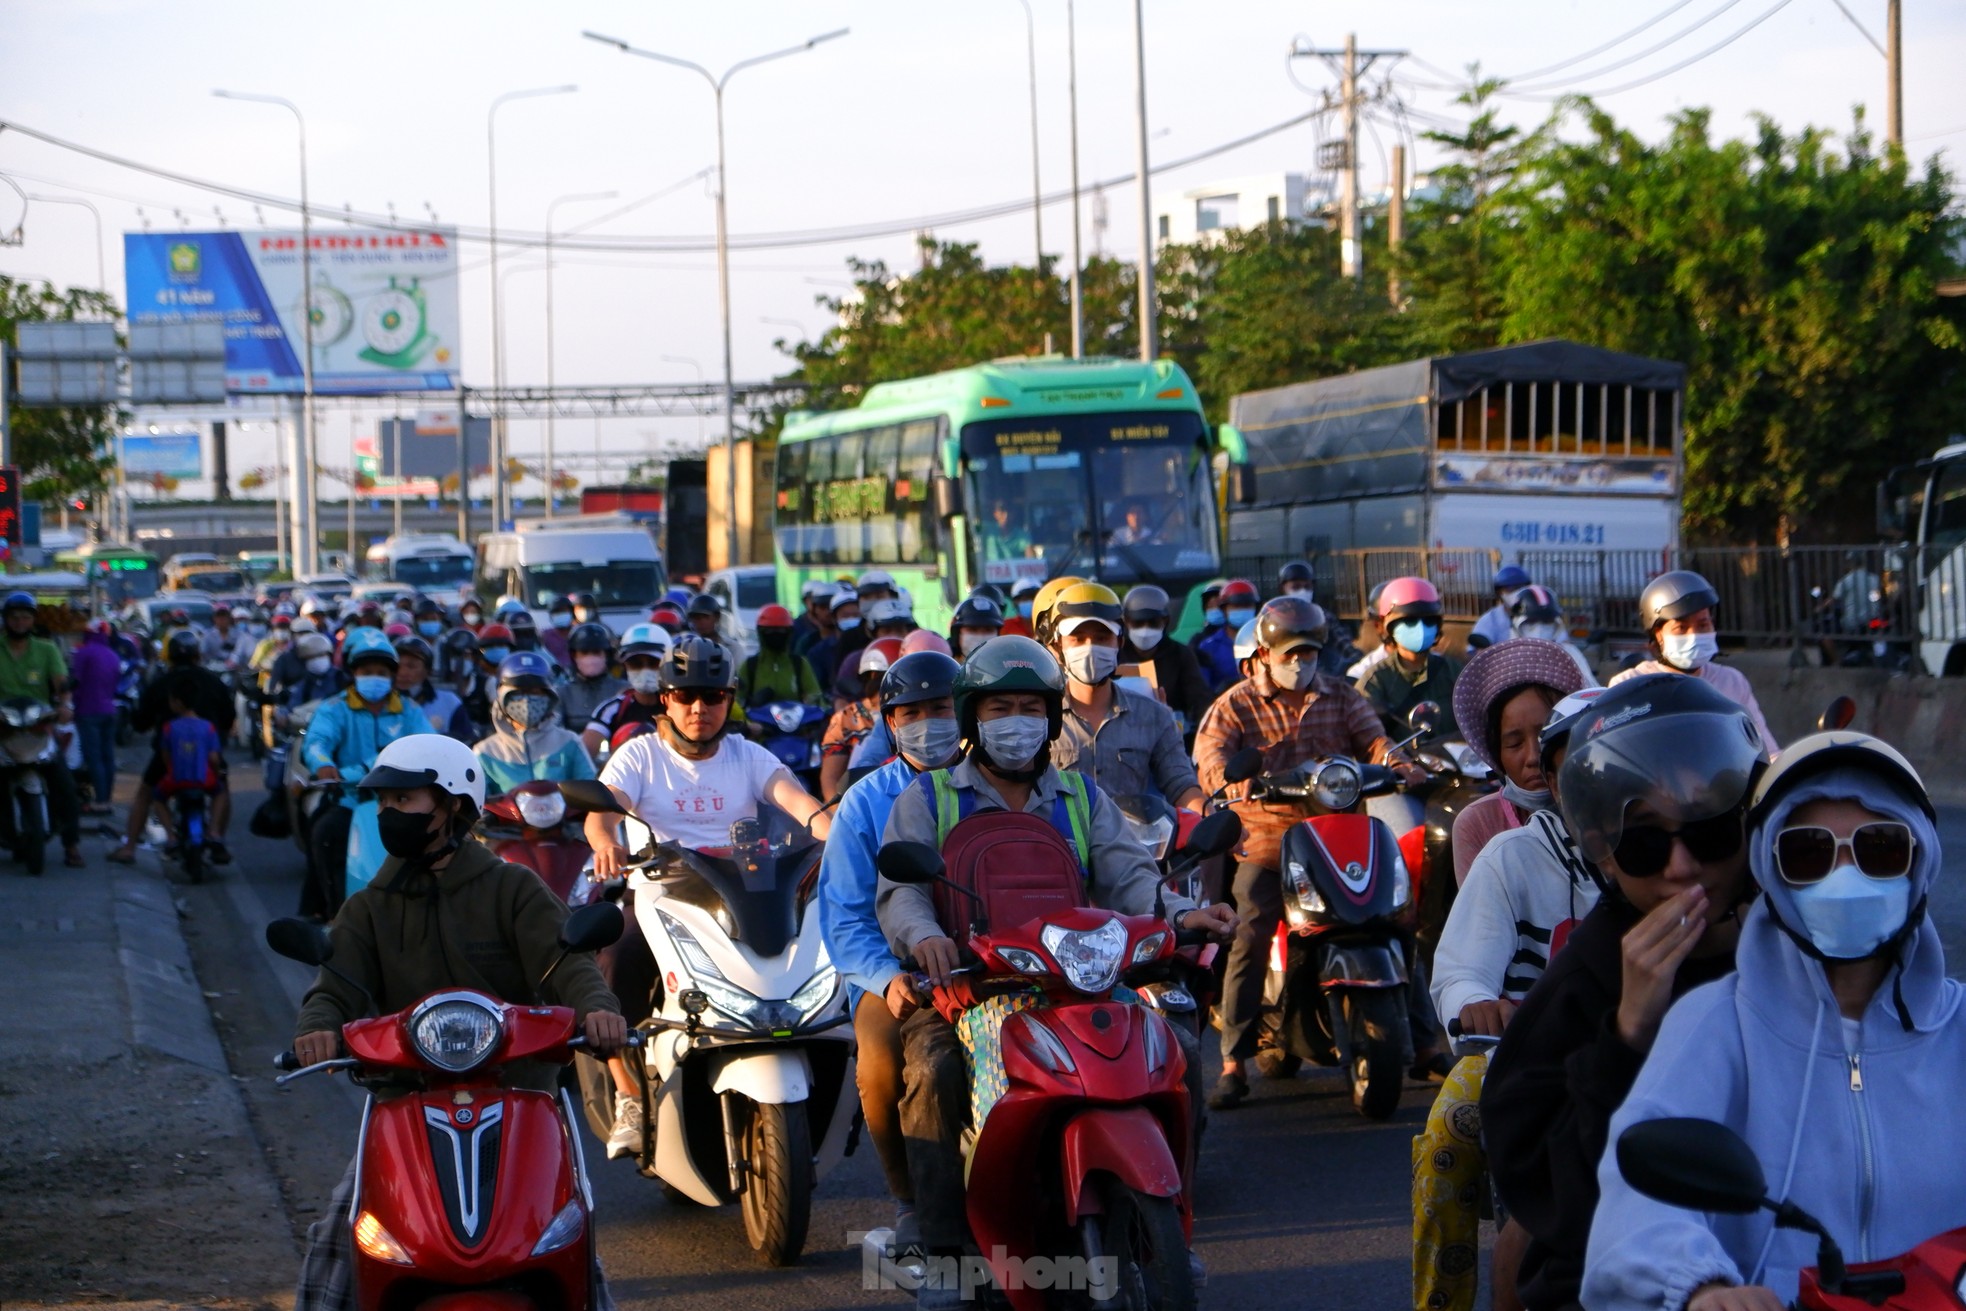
[2,0,1961,496]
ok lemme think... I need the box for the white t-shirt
[599,730,790,850]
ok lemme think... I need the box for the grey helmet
[1638,570,1721,633]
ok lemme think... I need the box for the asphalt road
[178,764,1966,1310]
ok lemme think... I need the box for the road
[179,767,1966,1310]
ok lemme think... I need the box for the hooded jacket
[1583,768,1965,1311]
[473,697,597,797]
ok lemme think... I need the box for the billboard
[121,431,204,478]
[124,228,460,394]
[377,411,489,479]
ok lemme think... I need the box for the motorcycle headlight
[1039,918,1129,995]
[407,993,505,1073]
[696,975,798,1032]
[1391,848,1411,910]
[515,789,567,829]
[3,731,46,763]
[787,966,838,1022]
[1284,860,1326,925]
[530,1198,586,1257]
[996,947,1050,976]
[1311,759,1362,812]
[769,704,804,734]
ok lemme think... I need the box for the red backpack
[915,770,1096,946]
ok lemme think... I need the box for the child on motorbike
[472,651,597,796]
[1583,730,1966,1311]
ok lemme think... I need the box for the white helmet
[358,733,487,811]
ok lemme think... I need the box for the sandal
[105,846,137,865]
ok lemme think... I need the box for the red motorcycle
[478,779,597,903]
[1619,1117,1965,1309]
[875,812,1240,1311]
[265,904,629,1311]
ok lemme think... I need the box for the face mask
[760,630,790,651]
[1017,602,1036,620]
[893,716,961,768]
[247,622,267,638]
[1391,619,1439,655]
[479,645,510,664]
[1501,587,1527,610]
[978,715,1049,771]
[837,616,862,632]
[461,611,481,626]
[959,631,993,657]
[1126,624,1163,652]
[1268,658,1313,692]
[1283,584,1314,601]
[503,692,554,728]
[417,620,443,638]
[574,653,609,678]
[1501,779,1554,813]
[627,668,663,695]
[1225,607,1256,629]
[354,675,393,703]
[550,612,573,630]
[305,655,332,676]
[1788,863,1912,961]
[1661,631,1719,672]
[1517,622,1561,642]
[1061,643,1119,685]
[376,805,443,860]
[1204,607,1225,627]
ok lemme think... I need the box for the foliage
[0,277,122,503]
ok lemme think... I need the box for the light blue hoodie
[1584,766,1966,1310]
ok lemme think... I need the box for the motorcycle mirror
[877,841,947,886]
[1818,695,1857,732]
[265,917,333,967]
[559,902,625,954]
[1615,1118,1770,1216]
[1185,809,1243,859]
[559,779,624,815]
[1223,747,1264,785]
[1408,701,1442,735]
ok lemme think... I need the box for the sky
[2,0,1962,501]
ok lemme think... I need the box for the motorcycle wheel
[1092,1176,1197,1311]
[738,1097,812,1266]
[1342,990,1405,1120]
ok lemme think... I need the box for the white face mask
[1127,624,1163,652]
[893,716,962,768]
[304,655,332,676]
[958,631,993,657]
[1788,863,1912,961]
[627,668,663,695]
[1267,658,1312,692]
[978,715,1049,771]
[1517,622,1562,642]
[574,653,609,679]
[1061,643,1118,685]
[1660,631,1719,672]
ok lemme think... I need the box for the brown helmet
[1254,595,1329,654]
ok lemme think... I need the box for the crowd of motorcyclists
[76,559,1953,1311]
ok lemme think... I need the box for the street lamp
[21,192,105,293]
[488,84,579,530]
[1065,0,1084,358]
[1014,0,1043,266]
[213,89,318,574]
[584,25,849,569]
[544,189,617,518]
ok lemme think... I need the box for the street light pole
[1015,0,1043,266]
[488,84,578,531]
[213,89,317,574]
[23,192,105,293]
[584,26,849,569]
[1065,0,1084,358]
[1129,0,1157,361]
[544,189,616,519]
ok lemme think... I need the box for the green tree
[0,276,121,504]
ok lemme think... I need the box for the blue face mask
[1017,602,1036,620]
[1224,607,1256,628]
[1391,619,1440,655]
[1205,607,1225,627]
[354,674,393,703]
[836,617,862,632]
[479,645,510,664]
[417,620,442,638]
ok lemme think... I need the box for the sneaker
[1207,1069,1250,1111]
[606,1094,645,1160]
[888,1205,922,1259]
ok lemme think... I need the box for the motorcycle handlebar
[1173,926,1215,948]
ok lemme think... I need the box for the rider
[1447,639,1590,885]
[875,636,1235,1294]
[567,590,608,634]
[947,594,1003,659]
[1002,578,1041,637]
[816,650,966,1251]
[1196,578,1259,693]
[458,622,514,737]
[791,579,835,654]
[289,733,627,1310]
[1510,584,1598,687]
[1117,584,1214,735]
[803,586,859,688]
[106,629,234,871]
[1610,570,1778,754]
[1470,564,1533,650]
[472,651,597,795]
[1357,576,1463,741]
[410,596,447,645]
[819,638,902,802]
[1194,595,1416,1110]
[1277,560,1359,676]
[579,623,672,762]
[1046,581,1204,810]
[199,601,249,669]
[541,596,575,666]
[735,603,825,711]
[391,635,471,743]
[295,628,433,917]
[0,590,82,867]
[559,622,626,733]
[1482,674,1758,1311]
[1584,730,1966,1311]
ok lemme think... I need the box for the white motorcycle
[562,782,857,1267]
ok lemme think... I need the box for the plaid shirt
[1193,664,1392,869]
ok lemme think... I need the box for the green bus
[53,542,163,605]
[774,356,1252,636]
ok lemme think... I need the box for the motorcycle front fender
[1060,1105,1183,1225]
[708,1047,812,1104]
[1317,941,1407,989]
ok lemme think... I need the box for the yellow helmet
[1030,575,1085,644]
[1048,580,1123,641]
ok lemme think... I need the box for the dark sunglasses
[1774,823,1915,885]
[1613,810,1745,878]
[668,689,730,707]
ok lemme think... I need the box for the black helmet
[568,590,600,616]
[1120,584,1171,624]
[686,593,722,619]
[1277,560,1314,587]
[951,596,1004,631]
[441,627,478,659]
[1510,584,1563,627]
[1254,595,1329,653]
[969,582,1008,609]
[881,651,961,713]
[566,621,614,654]
[1638,570,1720,632]
[391,634,436,666]
[166,629,201,664]
[659,634,733,691]
[412,596,444,619]
[952,633,1066,743]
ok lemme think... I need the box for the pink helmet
[900,629,952,657]
[1377,576,1443,622]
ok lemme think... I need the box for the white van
[367,533,477,595]
[477,514,666,632]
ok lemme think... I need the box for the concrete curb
[111,873,229,1073]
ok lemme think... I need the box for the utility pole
[1129,0,1156,361]
[1388,144,1406,309]
[1289,34,1406,285]
[1885,0,1903,148]
[1066,0,1085,358]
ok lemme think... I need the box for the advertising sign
[124,228,460,395]
[120,431,204,479]
[1432,454,1675,497]
[378,411,489,478]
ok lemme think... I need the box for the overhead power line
[1507,0,1800,101]
[1504,0,1752,92]
[1501,0,1705,82]
[1824,0,1886,56]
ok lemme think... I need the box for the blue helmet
[2,590,35,615]
[663,586,694,608]
[342,626,399,668]
[1493,564,1532,591]
[496,650,556,694]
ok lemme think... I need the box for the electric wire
[1499,0,1705,82]
[1502,0,1753,92]
[1506,0,1800,101]
[1823,0,1885,56]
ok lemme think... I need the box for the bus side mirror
[933,473,962,522]
[1231,463,1258,506]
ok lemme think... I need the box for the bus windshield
[391,554,476,589]
[519,560,663,610]
[961,411,1218,588]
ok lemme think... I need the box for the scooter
[0,697,60,876]
[1115,793,1232,1041]
[746,700,829,792]
[265,905,630,1311]
[1618,1116,1966,1310]
[1396,704,1496,971]
[479,780,597,904]
[167,787,213,885]
[561,780,856,1267]
[869,824,1238,1311]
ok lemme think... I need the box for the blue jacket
[1584,767,1966,1310]
[817,755,921,1001]
[1193,623,1239,692]
[299,688,434,897]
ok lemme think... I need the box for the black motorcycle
[0,697,61,876]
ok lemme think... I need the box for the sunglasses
[1774,822,1915,885]
[667,689,730,707]
[1612,810,1745,878]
